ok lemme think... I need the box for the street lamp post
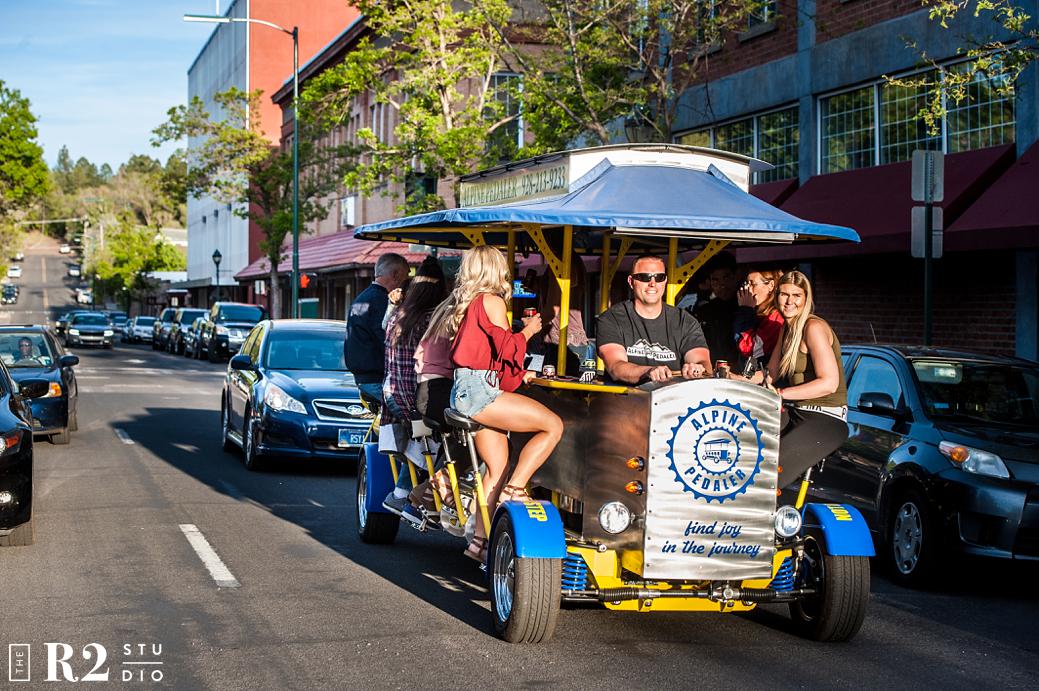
[212,249,222,304]
[185,13,301,318]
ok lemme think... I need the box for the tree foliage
[91,215,186,309]
[0,79,50,219]
[888,0,1036,133]
[301,0,515,211]
[153,87,353,318]
[501,0,763,150]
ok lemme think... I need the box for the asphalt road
[1,238,1038,690]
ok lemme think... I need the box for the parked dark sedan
[220,319,372,471]
[151,307,177,351]
[201,302,268,362]
[0,327,79,444]
[811,345,1039,585]
[0,362,50,546]
[167,308,207,355]
[183,316,207,359]
[64,312,115,348]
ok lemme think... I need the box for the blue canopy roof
[354,161,859,250]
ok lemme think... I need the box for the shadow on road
[116,405,496,637]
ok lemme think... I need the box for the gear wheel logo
[666,399,764,504]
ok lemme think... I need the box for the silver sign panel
[643,379,781,581]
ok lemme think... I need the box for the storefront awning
[738,144,1015,262]
[946,141,1039,250]
[234,230,435,281]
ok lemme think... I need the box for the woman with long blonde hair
[767,271,849,489]
[431,245,563,562]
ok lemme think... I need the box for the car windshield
[72,315,109,326]
[179,310,206,322]
[913,360,1039,427]
[136,317,155,326]
[218,305,265,322]
[265,329,347,371]
[0,333,56,368]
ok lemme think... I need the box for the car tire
[490,512,562,643]
[221,400,236,452]
[69,410,78,432]
[356,448,399,544]
[885,487,939,587]
[242,409,266,472]
[51,427,70,445]
[789,531,870,642]
[208,344,220,363]
[0,516,35,547]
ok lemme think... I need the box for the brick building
[672,0,1038,359]
[182,0,358,309]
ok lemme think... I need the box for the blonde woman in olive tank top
[767,271,849,489]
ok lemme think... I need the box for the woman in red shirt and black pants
[426,245,563,562]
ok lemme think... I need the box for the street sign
[911,150,944,203]
[911,206,943,259]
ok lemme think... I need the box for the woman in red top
[427,246,563,562]
[733,267,784,373]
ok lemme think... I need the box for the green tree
[888,1,1036,132]
[91,215,186,309]
[501,0,762,150]
[0,80,50,219]
[301,0,514,211]
[153,88,353,318]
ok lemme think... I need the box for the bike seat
[444,408,483,433]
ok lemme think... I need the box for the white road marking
[179,524,240,588]
[113,428,135,445]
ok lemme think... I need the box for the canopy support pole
[556,225,573,376]
[506,229,516,324]
[667,239,730,305]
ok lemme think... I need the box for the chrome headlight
[69,329,80,335]
[598,501,632,534]
[263,384,307,414]
[103,329,114,336]
[774,505,802,538]
[216,325,229,335]
[939,441,1010,479]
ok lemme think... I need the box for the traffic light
[300,272,316,289]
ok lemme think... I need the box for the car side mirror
[17,378,50,399]
[59,355,79,368]
[858,391,897,416]
[229,354,254,371]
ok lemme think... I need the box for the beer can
[523,307,537,319]
[542,364,556,378]
[715,360,730,378]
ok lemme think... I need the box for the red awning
[946,141,1039,250]
[234,230,436,280]
[738,144,1015,263]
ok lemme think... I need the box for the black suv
[151,308,177,351]
[199,302,268,362]
[167,308,208,355]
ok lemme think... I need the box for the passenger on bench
[441,246,564,563]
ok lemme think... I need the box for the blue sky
[0,0,223,169]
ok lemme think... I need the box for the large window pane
[880,76,941,164]
[678,129,712,147]
[821,86,875,173]
[946,63,1015,153]
[756,107,799,182]
[715,118,754,157]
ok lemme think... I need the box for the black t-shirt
[597,301,708,374]
[693,296,739,365]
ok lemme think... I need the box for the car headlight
[774,505,802,538]
[939,441,1010,479]
[598,501,632,534]
[216,325,229,335]
[42,382,62,398]
[69,329,80,335]
[103,329,114,336]
[264,384,307,414]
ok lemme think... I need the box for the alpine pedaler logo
[7,642,164,683]
[666,399,764,503]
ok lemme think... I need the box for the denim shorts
[451,368,502,418]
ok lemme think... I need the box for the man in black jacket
[345,252,409,403]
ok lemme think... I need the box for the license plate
[338,430,364,447]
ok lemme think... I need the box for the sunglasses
[631,272,668,283]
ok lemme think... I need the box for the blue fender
[362,442,396,516]
[802,503,876,557]
[490,500,566,559]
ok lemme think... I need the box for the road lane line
[113,428,135,444]
[179,524,241,588]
